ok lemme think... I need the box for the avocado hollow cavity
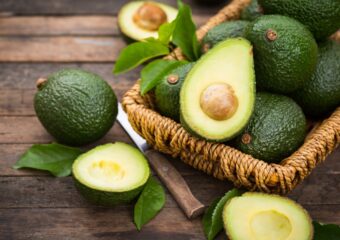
[133,2,167,31]
[200,83,239,121]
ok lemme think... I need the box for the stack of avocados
[153,0,340,164]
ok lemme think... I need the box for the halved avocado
[118,1,178,42]
[72,142,150,206]
[223,193,313,240]
[180,38,255,141]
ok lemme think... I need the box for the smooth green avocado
[155,62,195,122]
[241,0,263,21]
[233,92,307,163]
[118,1,178,42]
[258,0,340,40]
[180,38,255,142]
[34,69,117,146]
[73,142,150,206]
[202,20,250,52]
[293,40,340,117]
[245,15,318,94]
[223,192,313,240]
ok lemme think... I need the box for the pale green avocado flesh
[223,193,313,240]
[118,1,178,41]
[72,142,150,206]
[180,38,255,142]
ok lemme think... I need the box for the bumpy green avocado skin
[155,63,194,122]
[34,69,117,146]
[258,0,340,40]
[241,0,263,21]
[234,92,307,163]
[202,21,249,51]
[245,15,318,94]
[293,41,340,117]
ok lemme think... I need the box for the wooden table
[0,1,339,239]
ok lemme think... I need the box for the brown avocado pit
[200,83,239,121]
[133,2,168,31]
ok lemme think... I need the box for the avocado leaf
[158,21,176,45]
[13,143,83,177]
[113,41,170,74]
[140,59,187,95]
[172,1,201,61]
[313,221,340,240]
[134,176,166,230]
[202,189,242,240]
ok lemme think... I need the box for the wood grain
[0,36,125,62]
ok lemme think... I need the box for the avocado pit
[200,83,239,121]
[133,2,167,31]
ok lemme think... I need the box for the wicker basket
[122,0,340,194]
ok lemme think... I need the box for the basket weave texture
[122,0,340,194]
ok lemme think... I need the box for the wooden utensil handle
[145,149,205,219]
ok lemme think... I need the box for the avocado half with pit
[180,38,255,142]
[72,142,150,206]
[223,192,313,240]
[118,1,178,42]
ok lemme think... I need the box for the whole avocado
[241,0,263,21]
[202,21,249,51]
[293,40,340,117]
[258,0,340,40]
[233,92,307,163]
[34,69,118,146]
[245,15,318,94]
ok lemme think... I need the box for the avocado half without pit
[118,1,178,41]
[72,142,150,206]
[180,38,255,142]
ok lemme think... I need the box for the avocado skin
[258,0,340,40]
[155,63,194,122]
[293,41,340,117]
[234,92,307,163]
[74,177,144,206]
[34,69,117,146]
[241,0,263,21]
[202,21,249,51]
[245,15,318,94]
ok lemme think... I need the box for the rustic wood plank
[0,0,226,16]
[0,36,125,62]
[0,16,209,36]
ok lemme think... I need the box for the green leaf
[13,143,83,177]
[158,21,176,45]
[202,189,242,240]
[140,59,187,95]
[134,177,166,230]
[172,2,201,61]
[113,41,169,74]
[313,221,340,240]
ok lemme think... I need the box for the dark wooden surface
[0,1,339,239]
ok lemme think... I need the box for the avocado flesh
[118,1,178,41]
[293,40,340,117]
[72,142,150,206]
[34,69,117,146]
[233,92,306,163]
[180,38,255,142]
[258,0,340,40]
[245,15,318,94]
[223,193,313,240]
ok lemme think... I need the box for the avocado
[234,92,306,163]
[155,62,195,122]
[202,21,250,52]
[258,0,340,40]
[118,1,178,42]
[223,192,313,240]
[180,38,255,142]
[34,69,117,146]
[241,0,263,21]
[72,142,150,206]
[293,40,340,117]
[245,15,318,94]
